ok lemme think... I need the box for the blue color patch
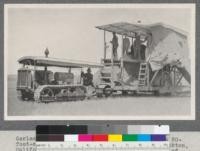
[137,134,151,141]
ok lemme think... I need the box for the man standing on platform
[110,32,119,60]
[134,33,142,60]
[134,33,147,60]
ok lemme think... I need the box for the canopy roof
[96,22,187,38]
[18,56,103,68]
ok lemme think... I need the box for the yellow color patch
[108,134,122,142]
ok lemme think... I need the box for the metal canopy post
[104,30,106,60]
[33,60,37,90]
[111,33,114,88]
[146,63,150,89]
[121,35,124,84]
[173,66,176,87]
[32,60,35,90]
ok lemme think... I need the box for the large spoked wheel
[160,71,173,95]
[162,71,172,88]
[40,88,54,102]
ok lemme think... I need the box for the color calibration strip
[37,134,167,142]
[36,125,169,142]
[36,125,169,151]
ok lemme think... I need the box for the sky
[5,4,195,74]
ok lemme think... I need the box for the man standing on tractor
[123,36,130,56]
[134,33,147,60]
[133,33,142,60]
[110,32,119,60]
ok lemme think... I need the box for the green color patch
[122,134,137,141]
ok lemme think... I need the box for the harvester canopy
[96,22,190,72]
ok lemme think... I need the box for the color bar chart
[36,125,170,151]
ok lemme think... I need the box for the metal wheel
[103,87,113,97]
[122,90,128,96]
[162,71,172,89]
[21,90,33,101]
[96,94,103,98]
[40,88,54,102]
[154,90,160,96]
[68,87,77,101]
[160,71,173,95]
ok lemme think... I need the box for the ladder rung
[138,63,148,85]
[104,63,121,65]
[100,77,111,79]
[101,76,111,78]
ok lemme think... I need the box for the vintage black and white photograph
[4,4,195,120]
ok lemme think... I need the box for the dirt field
[7,75,191,118]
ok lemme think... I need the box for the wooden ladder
[138,62,148,87]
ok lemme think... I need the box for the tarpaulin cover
[146,24,190,73]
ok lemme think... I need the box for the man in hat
[123,36,130,56]
[110,32,119,60]
[133,33,142,60]
[83,67,94,87]
[133,33,147,60]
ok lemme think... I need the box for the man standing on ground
[83,68,94,87]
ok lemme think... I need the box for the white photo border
[4,3,196,121]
